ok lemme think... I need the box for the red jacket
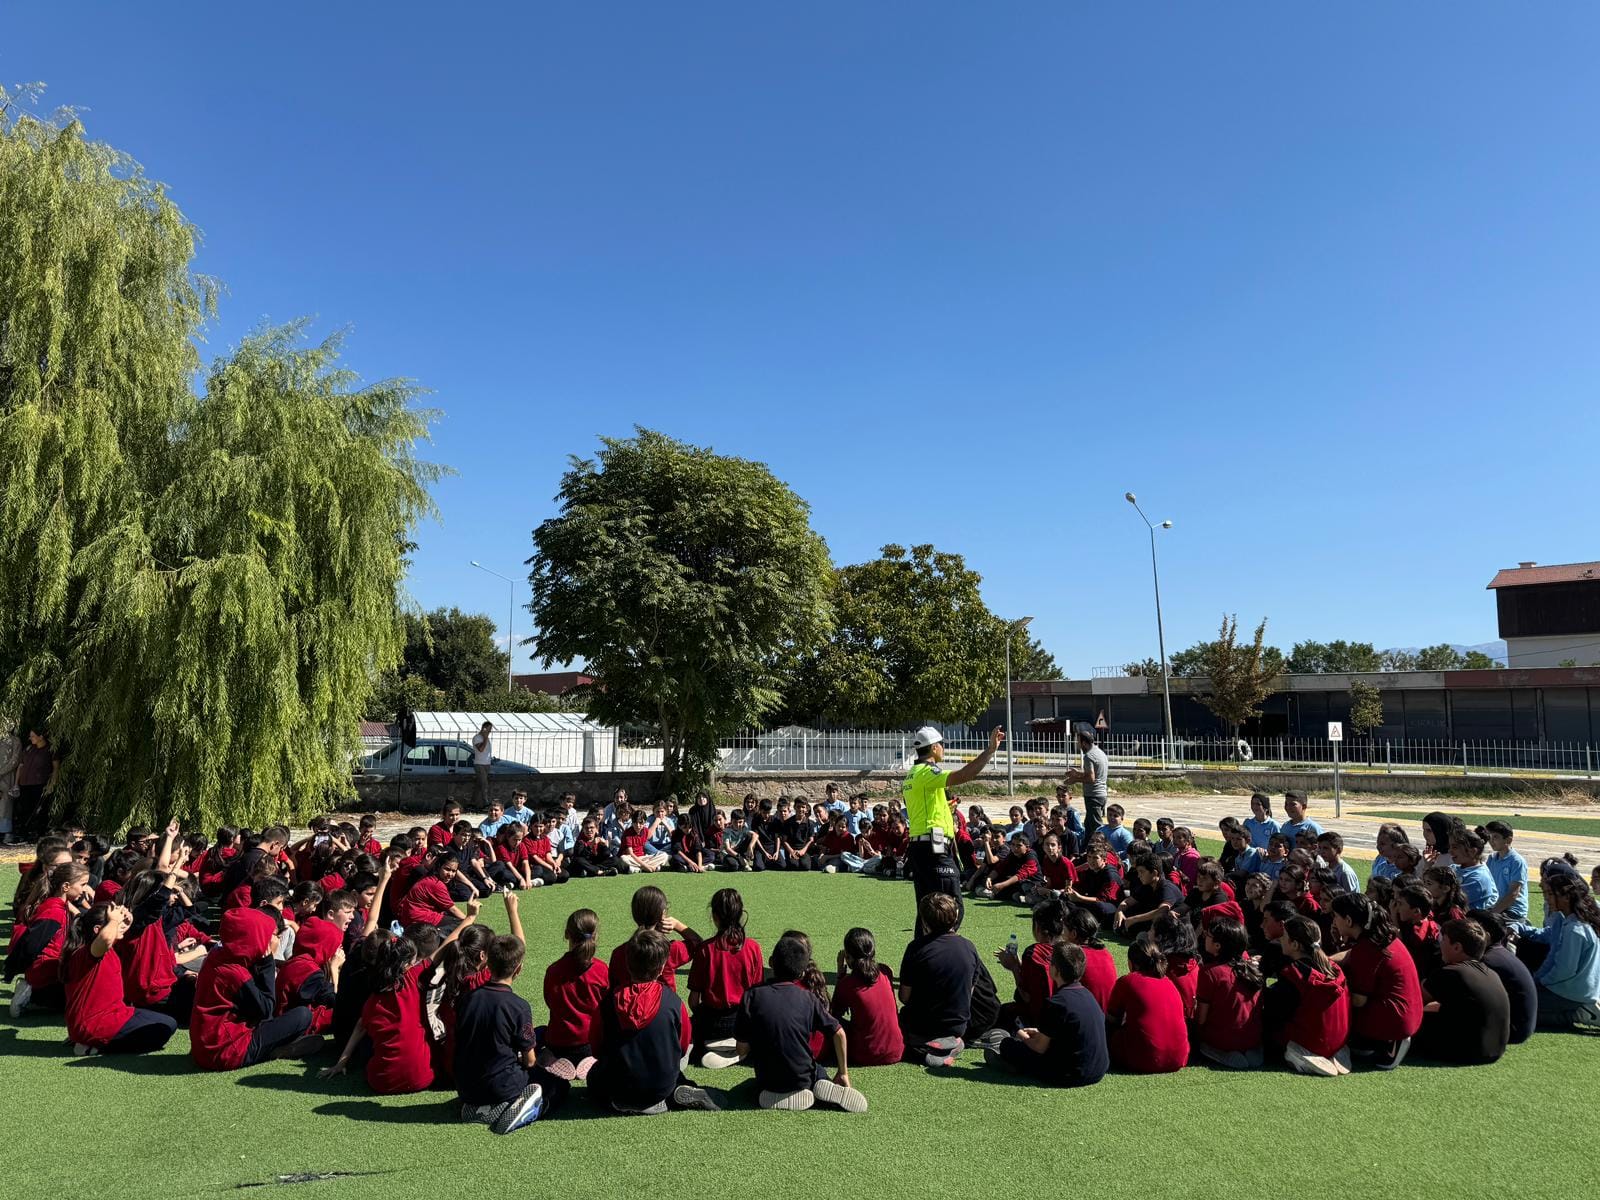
[1342,936,1423,1043]
[191,908,278,1071]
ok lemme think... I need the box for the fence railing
[359,727,1600,779]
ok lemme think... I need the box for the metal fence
[360,725,1600,779]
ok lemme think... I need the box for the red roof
[1486,561,1600,589]
[512,671,594,695]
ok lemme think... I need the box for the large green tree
[778,543,1013,726]
[1285,639,1382,674]
[367,606,568,719]
[0,94,437,829]
[527,429,832,792]
[1191,615,1277,747]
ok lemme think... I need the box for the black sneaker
[671,1084,721,1112]
[490,1083,545,1134]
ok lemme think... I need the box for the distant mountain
[1380,641,1508,666]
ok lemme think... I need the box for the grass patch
[1354,810,1600,839]
[0,863,1583,1199]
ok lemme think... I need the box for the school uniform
[1279,817,1323,843]
[1418,960,1510,1064]
[1095,824,1134,860]
[1077,945,1117,1011]
[1031,854,1078,898]
[191,908,312,1070]
[426,821,455,849]
[396,875,455,928]
[1455,863,1499,911]
[687,934,764,1047]
[1486,849,1529,923]
[830,968,904,1065]
[993,983,1108,1085]
[737,980,840,1093]
[591,980,693,1112]
[1482,944,1537,1045]
[542,951,609,1059]
[1341,936,1422,1048]
[456,981,568,1117]
[65,944,177,1055]
[1263,959,1349,1060]
[362,960,434,1094]
[1002,941,1058,1026]
[569,837,618,878]
[274,917,342,1034]
[1330,860,1361,894]
[1169,956,1200,1020]
[1194,961,1263,1064]
[1397,914,1442,979]
[1107,972,1188,1073]
[1070,864,1121,924]
[820,829,863,872]
[524,835,570,885]
[1370,856,1401,882]
[608,934,695,992]
[1525,913,1600,1027]
[1243,817,1279,849]
[1173,846,1201,888]
[490,839,531,888]
[898,931,991,1052]
[120,885,198,1020]
[5,896,69,1008]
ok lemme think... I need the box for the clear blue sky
[11,5,1599,676]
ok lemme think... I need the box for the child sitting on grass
[830,927,903,1066]
[735,935,867,1112]
[1106,934,1188,1074]
[1416,918,1510,1065]
[540,908,607,1078]
[1192,917,1263,1068]
[994,898,1070,1027]
[608,885,702,991]
[1264,916,1350,1077]
[690,888,764,1067]
[984,942,1108,1088]
[898,893,994,1066]
[457,934,569,1134]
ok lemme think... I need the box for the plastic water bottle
[1006,932,1019,959]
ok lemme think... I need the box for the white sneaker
[701,1050,743,1069]
[71,1042,99,1057]
[490,1083,544,1134]
[1285,1041,1342,1078]
[812,1078,868,1113]
[758,1088,816,1111]
[10,979,33,1017]
[531,879,545,887]
[824,865,837,875]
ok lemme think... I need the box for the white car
[358,738,539,778]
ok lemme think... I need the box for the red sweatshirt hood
[611,981,664,1032]
[290,916,342,968]
[1293,961,1346,1000]
[219,907,276,961]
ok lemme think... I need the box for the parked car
[357,738,539,778]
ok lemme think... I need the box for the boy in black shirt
[899,893,993,1066]
[985,942,1109,1087]
[1417,918,1511,1064]
[457,935,569,1134]
[735,936,867,1112]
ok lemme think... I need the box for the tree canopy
[0,93,438,830]
[527,429,832,792]
[777,543,1015,727]
[367,606,568,719]
[1285,639,1382,675]
[1190,615,1277,741]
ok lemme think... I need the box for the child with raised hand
[689,888,764,1067]
[1192,917,1264,1069]
[985,942,1109,1087]
[457,933,568,1134]
[590,930,720,1115]
[541,908,607,1078]
[323,899,482,1094]
[995,898,1071,1027]
[192,907,324,1069]
[830,927,903,1066]
[6,860,89,1015]
[1329,892,1420,1070]
[1106,934,1188,1073]
[63,902,179,1057]
[607,885,702,990]
[737,935,867,1112]
[1265,916,1350,1077]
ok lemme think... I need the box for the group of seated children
[6,793,1600,1127]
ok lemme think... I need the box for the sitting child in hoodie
[189,906,324,1069]
[588,929,719,1116]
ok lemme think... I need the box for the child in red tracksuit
[689,888,764,1066]
[607,886,701,990]
[589,930,717,1115]
[995,898,1070,1027]
[117,867,205,1023]
[190,907,323,1069]
[541,908,608,1075]
[323,900,481,1094]
[1107,935,1188,1074]
[6,861,89,1014]
[829,927,904,1066]
[64,902,179,1056]
[275,916,345,1034]
[1063,908,1117,1011]
[1329,892,1421,1070]
[1265,916,1351,1076]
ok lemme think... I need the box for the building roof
[512,670,594,695]
[1487,560,1600,589]
[413,711,606,734]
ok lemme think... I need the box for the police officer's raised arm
[945,726,1005,787]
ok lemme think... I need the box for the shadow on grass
[65,1050,200,1076]
[0,1026,68,1057]
[312,1098,458,1125]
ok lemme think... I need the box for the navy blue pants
[102,1008,179,1055]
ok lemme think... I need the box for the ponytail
[710,888,746,951]
[1284,915,1336,977]
[564,909,599,969]
[1204,917,1263,997]
[843,927,880,984]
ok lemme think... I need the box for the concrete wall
[1505,635,1600,669]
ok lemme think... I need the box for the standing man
[1063,726,1109,834]
[471,721,494,809]
[902,725,1005,922]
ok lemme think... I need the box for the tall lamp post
[1005,615,1035,797]
[469,560,516,693]
[1124,493,1175,766]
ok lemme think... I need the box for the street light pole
[469,560,516,692]
[1005,615,1035,797]
[1125,494,1175,766]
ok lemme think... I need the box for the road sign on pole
[1329,722,1343,817]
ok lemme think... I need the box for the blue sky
[10,5,1599,676]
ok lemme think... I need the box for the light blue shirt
[1280,818,1324,843]
[502,803,535,828]
[1243,817,1280,849]
[1261,858,1286,881]
[549,821,577,854]
[1234,846,1267,875]
[825,797,850,816]
[1370,856,1401,882]
[1097,823,1134,859]
[1333,860,1361,893]
[1530,913,1600,1003]
[848,810,871,837]
[478,815,513,838]
[1487,849,1529,922]
[1455,863,1500,911]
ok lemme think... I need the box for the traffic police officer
[901,724,1005,920]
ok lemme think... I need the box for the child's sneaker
[811,1078,868,1113]
[758,1088,816,1111]
[971,1027,1006,1052]
[611,1098,669,1116]
[824,864,837,874]
[1284,1041,1342,1078]
[1372,1037,1411,1072]
[9,979,32,1017]
[71,1042,99,1058]
[701,1048,743,1069]
[490,1082,544,1134]
[461,1101,502,1126]
[571,1055,596,1080]
[922,1035,964,1067]
[541,1056,580,1081]
[671,1084,721,1111]
[269,1034,325,1061]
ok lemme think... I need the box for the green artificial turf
[2,863,1594,1200]
[1354,809,1600,840]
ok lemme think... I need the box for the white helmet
[912,725,944,750]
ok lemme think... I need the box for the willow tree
[528,429,833,793]
[0,89,438,829]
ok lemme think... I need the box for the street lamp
[1125,493,1175,766]
[1005,615,1035,797]
[469,560,517,693]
